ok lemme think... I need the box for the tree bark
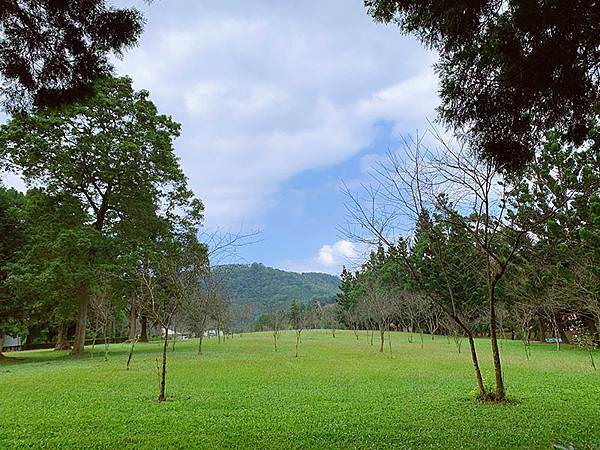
[139,315,149,342]
[379,324,385,353]
[488,279,506,401]
[70,293,89,355]
[451,313,485,400]
[128,304,137,342]
[54,322,70,351]
[466,332,486,398]
[198,333,204,355]
[0,334,5,359]
[126,335,138,369]
[555,313,570,344]
[158,326,169,402]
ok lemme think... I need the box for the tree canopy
[365,0,600,169]
[0,0,143,112]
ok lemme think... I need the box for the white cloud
[112,0,439,227]
[280,239,368,275]
[318,240,358,267]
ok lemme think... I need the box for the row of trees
[339,128,599,401]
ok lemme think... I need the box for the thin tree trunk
[467,332,486,399]
[103,325,109,362]
[198,333,204,355]
[128,305,137,342]
[126,335,138,369]
[0,335,6,360]
[379,324,385,353]
[488,280,505,401]
[158,326,169,402]
[295,330,300,357]
[450,313,485,400]
[273,331,278,351]
[71,293,89,355]
[197,317,207,355]
[555,313,570,344]
[139,315,149,342]
[171,323,176,352]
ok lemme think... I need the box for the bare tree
[341,133,488,398]
[89,291,114,361]
[268,308,287,352]
[321,303,342,338]
[138,240,208,402]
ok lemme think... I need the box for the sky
[3,0,441,275]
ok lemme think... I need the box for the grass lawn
[0,330,598,449]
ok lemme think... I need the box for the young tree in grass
[268,308,287,352]
[89,291,114,361]
[321,303,341,338]
[0,76,200,355]
[289,301,310,358]
[139,234,208,402]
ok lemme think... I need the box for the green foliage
[214,263,339,314]
[365,0,599,169]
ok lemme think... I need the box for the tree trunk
[488,280,506,401]
[537,318,546,343]
[198,333,204,355]
[103,325,109,362]
[70,293,89,355]
[54,322,70,351]
[158,326,169,402]
[295,330,300,357]
[0,334,5,360]
[466,332,486,399]
[273,332,278,352]
[128,305,137,342]
[126,335,138,369]
[139,315,149,342]
[171,323,176,352]
[379,324,385,353]
[555,313,570,344]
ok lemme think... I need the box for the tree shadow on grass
[0,339,195,367]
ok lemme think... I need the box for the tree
[268,308,287,352]
[321,303,342,338]
[138,235,208,402]
[0,76,203,354]
[0,185,26,359]
[0,0,143,112]
[289,301,311,358]
[365,0,600,169]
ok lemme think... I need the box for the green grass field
[1,330,598,449]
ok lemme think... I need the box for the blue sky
[3,1,441,275]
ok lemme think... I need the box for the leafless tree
[268,308,287,351]
[89,290,114,361]
[137,243,207,402]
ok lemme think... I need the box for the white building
[1,334,22,351]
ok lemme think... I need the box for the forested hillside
[214,263,340,313]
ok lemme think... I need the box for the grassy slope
[0,331,598,449]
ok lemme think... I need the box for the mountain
[213,263,340,314]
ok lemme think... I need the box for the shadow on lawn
[0,340,186,367]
